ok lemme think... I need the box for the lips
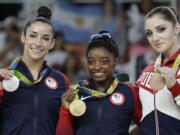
[154,43,162,48]
[94,72,103,76]
[31,47,43,54]
[92,72,105,79]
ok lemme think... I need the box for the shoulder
[116,82,136,95]
[117,82,139,96]
[142,64,154,72]
[50,69,70,85]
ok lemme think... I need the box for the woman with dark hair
[136,6,180,135]
[57,31,141,135]
[0,6,70,135]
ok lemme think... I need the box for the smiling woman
[56,31,142,135]
[0,6,70,135]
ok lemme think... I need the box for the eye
[157,27,166,33]
[29,34,36,38]
[101,59,109,65]
[43,35,51,41]
[87,59,94,65]
[146,31,152,37]
[43,37,50,41]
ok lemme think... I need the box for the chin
[93,77,105,82]
[154,48,164,53]
[94,77,109,83]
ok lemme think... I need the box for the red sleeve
[56,107,73,135]
[0,89,4,97]
[0,89,5,108]
[127,84,142,126]
[56,72,73,135]
[58,72,70,92]
[169,81,180,97]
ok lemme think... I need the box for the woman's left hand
[159,67,176,89]
[149,73,166,91]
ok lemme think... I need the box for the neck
[22,56,44,80]
[93,78,113,92]
[163,42,180,58]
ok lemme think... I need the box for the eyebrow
[30,31,37,34]
[30,31,51,37]
[145,24,166,31]
[155,24,166,28]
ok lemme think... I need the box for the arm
[56,105,73,135]
[126,83,141,135]
[0,68,11,103]
[56,92,75,135]
[56,72,74,135]
[159,67,180,107]
[169,78,180,106]
[0,68,11,81]
[127,83,142,125]
[129,126,140,135]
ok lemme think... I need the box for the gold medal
[69,99,86,117]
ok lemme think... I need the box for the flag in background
[52,0,102,44]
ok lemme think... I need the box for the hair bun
[37,6,51,20]
[99,30,110,34]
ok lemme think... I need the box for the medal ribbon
[10,57,49,86]
[154,54,180,73]
[70,79,119,99]
[172,54,180,72]
[154,53,162,73]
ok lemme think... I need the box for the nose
[152,32,159,42]
[35,37,42,46]
[95,62,101,70]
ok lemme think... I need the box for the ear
[21,32,25,44]
[50,38,55,50]
[113,57,119,67]
[175,23,180,35]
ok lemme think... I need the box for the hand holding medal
[2,75,19,92]
[69,84,86,117]
[149,53,166,91]
[0,69,19,92]
[149,73,166,91]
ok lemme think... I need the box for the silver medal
[2,76,19,92]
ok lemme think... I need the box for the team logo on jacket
[45,77,58,89]
[110,92,125,105]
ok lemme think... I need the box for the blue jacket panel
[0,61,68,135]
[73,80,135,135]
[140,111,180,135]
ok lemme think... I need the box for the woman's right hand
[149,73,166,91]
[61,88,76,109]
[0,68,12,89]
[0,68,12,80]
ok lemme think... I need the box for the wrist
[169,81,180,97]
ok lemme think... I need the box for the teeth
[31,48,41,53]
[94,73,103,76]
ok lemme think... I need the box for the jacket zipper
[33,87,39,135]
[97,99,102,135]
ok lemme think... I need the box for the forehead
[27,21,53,35]
[87,47,113,57]
[145,14,172,29]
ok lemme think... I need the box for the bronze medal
[69,99,86,117]
[149,73,165,91]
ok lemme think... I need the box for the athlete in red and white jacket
[136,6,180,135]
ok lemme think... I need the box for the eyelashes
[146,26,166,37]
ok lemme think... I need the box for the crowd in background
[0,0,179,83]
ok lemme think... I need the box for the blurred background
[0,0,179,82]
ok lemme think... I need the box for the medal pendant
[2,76,19,92]
[69,99,86,117]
